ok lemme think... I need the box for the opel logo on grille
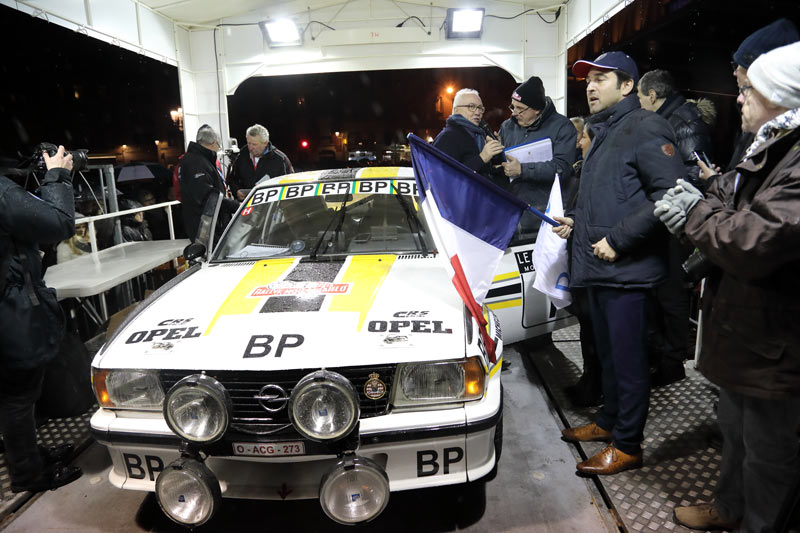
[254,384,289,413]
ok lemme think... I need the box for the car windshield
[214,178,436,261]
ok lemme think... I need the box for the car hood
[94,254,466,371]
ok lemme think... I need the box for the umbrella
[115,162,172,183]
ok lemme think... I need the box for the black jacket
[228,143,294,195]
[178,142,238,242]
[1,168,75,368]
[656,94,713,184]
[433,116,495,177]
[499,97,577,231]
[570,95,686,288]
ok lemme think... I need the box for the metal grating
[1,407,96,503]
[535,325,722,532]
[160,365,396,428]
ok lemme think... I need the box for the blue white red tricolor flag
[408,134,529,363]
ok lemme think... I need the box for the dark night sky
[0,5,182,163]
[2,0,800,170]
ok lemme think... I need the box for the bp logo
[364,372,386,400]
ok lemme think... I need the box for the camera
[33,142,89,173]
[682,249,715,282]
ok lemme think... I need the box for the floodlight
[445,8,485,39]
[260,19,303,47]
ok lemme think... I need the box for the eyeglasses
[738,85,753,97]
[508,104,530,115]
[456,103,485,113]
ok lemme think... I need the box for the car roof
[254,166,415,190]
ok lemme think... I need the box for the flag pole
[527,205,559,227]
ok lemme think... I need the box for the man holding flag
[553,52,685,475]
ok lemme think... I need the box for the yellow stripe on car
[492,271,519,283]
[328,255,396,331]
[205,257,298,335]
[486,298,522,310]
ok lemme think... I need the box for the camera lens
[69,150,89,173]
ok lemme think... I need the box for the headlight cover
[164,374,232,443]
[92,368,164,411]
[393,356,485,407]
[289,370,359,442]
[155,457,221,527]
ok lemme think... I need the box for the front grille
[160,365,395,433]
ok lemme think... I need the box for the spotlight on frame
[260,18,303,47]
[445,8,485,39]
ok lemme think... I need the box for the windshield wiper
[309,196,349,260]
[392,188,430,257]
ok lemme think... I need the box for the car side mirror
[184,242,207,263]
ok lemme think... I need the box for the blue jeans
[0,366,46,485]
[587,286,650,455]
[714,388,800,532]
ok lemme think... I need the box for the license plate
[232,441,306,457]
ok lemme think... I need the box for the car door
[484,234,575,345]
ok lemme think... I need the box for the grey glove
[654,200,687,235]
[669,178,703,215]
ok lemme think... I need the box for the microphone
[479,121,506,163]
[479,120,500,141]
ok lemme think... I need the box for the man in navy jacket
[553,52,685,475]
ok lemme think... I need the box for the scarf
[447,114,486,152]
[744,107,800,159]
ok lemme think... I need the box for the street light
[170,108,183,131]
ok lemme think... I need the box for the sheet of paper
[504,137,553,163]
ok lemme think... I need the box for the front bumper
[91,377,502,499]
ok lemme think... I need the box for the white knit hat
[748,41,800,110]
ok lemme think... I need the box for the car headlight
[92,368,164,411]
[393,356,485,407]
[156,457,221,527]
[319,454,390,524]
[289,370,359,442]
[164,374,232,444]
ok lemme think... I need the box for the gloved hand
[668,178,703,215]
[654,200,687,235]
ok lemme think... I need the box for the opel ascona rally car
[90,167,572,527]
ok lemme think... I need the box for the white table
[45,239,190,319]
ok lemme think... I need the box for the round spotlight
[164,374,232,443]
[289,370,359,442]
[320,455,390,524]
[155,457,221,527]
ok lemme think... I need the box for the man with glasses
[498,76,577,235]
[179,124,239,243]
[709,19,798,177]
[432,88,505,183]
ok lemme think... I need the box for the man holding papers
[499,76,577,236]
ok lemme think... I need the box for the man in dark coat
[179,125,239,243]
[433,88,505,183]
[0,146,82,493]
[227,123,294,201]
[499,76,577,236]
[660,41,800,533]
[637,68,714,386]
[553,52,685,475]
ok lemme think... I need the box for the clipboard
[504,137,553,163]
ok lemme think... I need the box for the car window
[213,179,435,261]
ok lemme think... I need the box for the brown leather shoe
[673,502,738,531]
[576,444,642,475]
[561,423,613,443]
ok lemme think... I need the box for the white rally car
[90,166,572,527]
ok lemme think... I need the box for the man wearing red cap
[552,51,685,475]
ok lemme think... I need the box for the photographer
[655,42,800,532]
[0,145,82,492]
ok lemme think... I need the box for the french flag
[408,134,528,363]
